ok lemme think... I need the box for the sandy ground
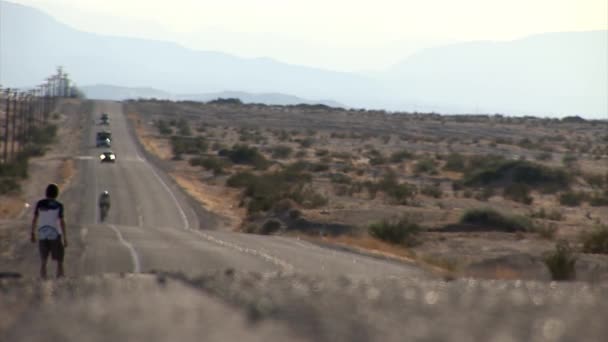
[0,99,85,274]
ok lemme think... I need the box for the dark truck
[96,131,112,147]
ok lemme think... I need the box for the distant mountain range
[1,0,606,117]
[80,84,344,107]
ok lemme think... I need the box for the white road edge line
[133,126,293,271]
[147,165,190,230]
[108,224,142,273]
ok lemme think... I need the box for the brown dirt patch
[127,112,172,160]
[0,197,26,220]
[171,172,245,230]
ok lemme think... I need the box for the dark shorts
[39,238,64,262]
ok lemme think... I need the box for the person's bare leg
[56,262,64,278]
[40,259,48,279]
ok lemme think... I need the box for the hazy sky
[12,0,608,71]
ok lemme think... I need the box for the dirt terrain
[1,99,88,275]
[125,99,608,281]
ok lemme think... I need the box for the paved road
[69,101,429,279]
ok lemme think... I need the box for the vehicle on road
[100,151,116,163]
[96,131,112,147]
[100,117,110,125]
[100,113,109,120]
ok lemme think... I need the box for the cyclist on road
[99,190,111,221]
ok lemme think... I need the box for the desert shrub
[176,118,191,136]
[190,156,226,175]
[421,183,442,198]
[276,130,291,142]
[238,129,266,144]
[315,149,329,157]
[583,173,606,189]
[544,241,577,281]
[330,173,352,184]
[30,124,57,145]
[331,152,353,161]
[226,164,323,213]
[0,178,20,195]
[559,191,585,207]
[376,171,417,204]
[224,144,268,169]
[0,157,29,179]
[562,154,578,165]
[414,158,438,175]
[390,150,413,163]
[590,191,608,206]
[208,98,242,105]
[271,145,293,159]
[531,208,563,221]
[156,120,172,135]
[443,153,466,172]
[259,219,282,235]
[503,183,533,204]
[535,152,553,161]
[581,226,608,254]
[534,222,558,239]
[460,208,532,232]
[369,216,421,246]
[299,138,315,148]
[171,136,207,157]
[474,187,495,201]
[463,160,570,193]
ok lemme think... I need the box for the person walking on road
[30,183,67,279]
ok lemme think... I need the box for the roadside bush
[535,152,553,161]
[590,191,608,206]
[531,208,563,221]
[0,178,20,195]
[421,183,443,198]
[156,120,172,135]
[414,158,438,175]
[171,136,207,157]
[460,208,532,232]
[176,118,192,136]
[503,183,533,204]
[369,216,421,246]
[584,173,606,189]
[226,164,323,213]
[259,219,283,235]
[581,226,608,254]
[534,222,558,239]
[30,124,57,145]
[389,150,413,163]
[0,157,29,179]
[443,153,466,172]
[299,138,315,148]
[190,156,226,175]
[562,154,578,166]
[559,191,585,207]
[544,241,577,281]
[463,160,570,193]
[271,145,293,159]
[330,173,352,184]
[224,144,268,169]
[376,171,417,204]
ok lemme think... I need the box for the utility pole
[2,88,9,163]
[11,90,18,159]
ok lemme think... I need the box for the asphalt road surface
[67,101,431,278]
[2,101,607,341]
